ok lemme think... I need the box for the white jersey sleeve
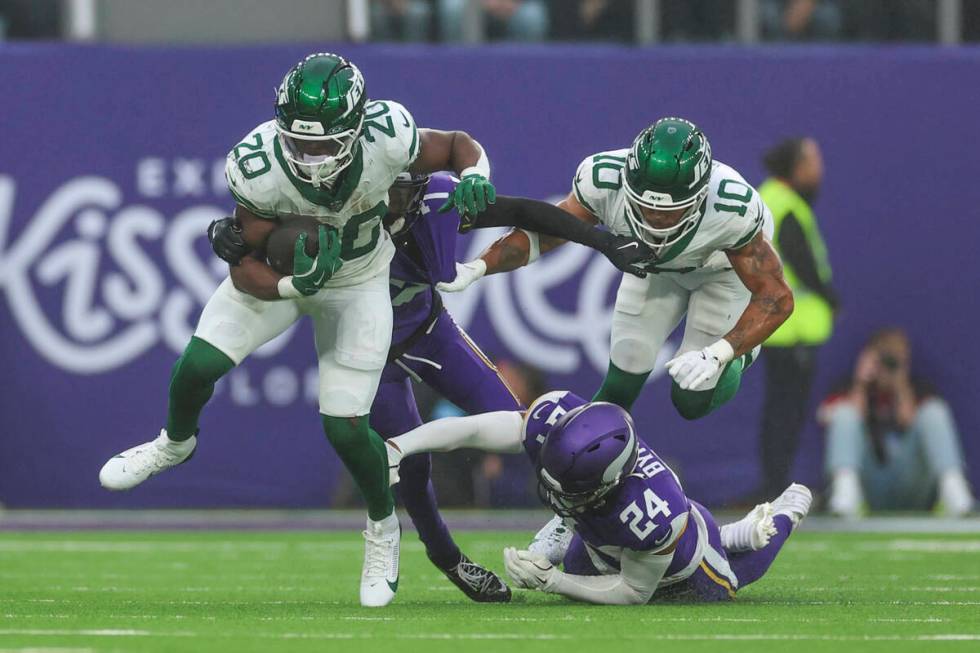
[706,163,772,250]
[571,149,629,227]
[362,100,421,173]
[546,547,673,605]
[224,122,280,219]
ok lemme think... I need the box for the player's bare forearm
[229,255,283,301]
[234,205,277,250]
[724,233,794,356]
[480,229,566,275]
[410,129,485,176]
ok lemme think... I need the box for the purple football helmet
[383,172,430,238]
[536,402,639,517]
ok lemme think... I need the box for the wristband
[520,229,541,263]
[705,339,735,364]
[277,276,302,299]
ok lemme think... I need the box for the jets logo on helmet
[274,53,368,189]
[623,117,713,255]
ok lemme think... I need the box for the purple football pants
[370,310,522,569]
[563,502,794,602]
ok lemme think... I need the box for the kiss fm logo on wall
[0,161,674,384]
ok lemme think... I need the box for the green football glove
[439,173,496,218]
[289,226,343,297]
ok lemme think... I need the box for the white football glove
[665,340,735,391]
[384,440,403,487]
[436,259,487,293]
[503,547,557,591]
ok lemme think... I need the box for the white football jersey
[572,150,774,272]
[225,100,420,287]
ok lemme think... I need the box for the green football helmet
[275,52,367,189]
[623,117,713,254]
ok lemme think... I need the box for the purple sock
[396,452,461,570]
[727,515,793,587]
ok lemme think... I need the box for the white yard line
[2,629,980,642]
[859,540,980,553]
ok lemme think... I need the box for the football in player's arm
[100,52,503,609]
[213,126,495,300]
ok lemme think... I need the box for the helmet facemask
[276,112,364,190]
[535,409,640,518]
[624,182,708,256]
[537,467,629,518]
[383,173,430,237]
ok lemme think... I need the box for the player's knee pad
[318,356,384,417]
[170,337,235,391]
[609,337,659,375]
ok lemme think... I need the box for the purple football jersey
[389,173,460,344]
[522,391,700,577]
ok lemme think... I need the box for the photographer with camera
[822,328,974,518]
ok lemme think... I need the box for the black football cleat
[432,553,512,603]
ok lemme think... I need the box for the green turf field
[1,530,978,652]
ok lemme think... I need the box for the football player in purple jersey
[208,170,654,602]
[384,390,812,605]
[367,172,521,602]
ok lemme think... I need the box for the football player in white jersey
[440,118,793,420]
[98,53,498,608]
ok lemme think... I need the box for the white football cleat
[720,502,777,552]
[384,441,403,487]
[527,515,573,566]
[99,430,196,491]
[771,483,813,530]
[360,513,400,607]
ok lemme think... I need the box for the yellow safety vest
[760,178,834,347]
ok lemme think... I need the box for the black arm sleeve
[777,212,839,309]
[464,195,610,249]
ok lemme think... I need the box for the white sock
[938,470,974,517]
[720,503,775,552]
[829,469,863,518]
[159,430,194,452]
[369,512,399,533]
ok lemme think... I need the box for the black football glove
[597,232,656,278]
[208,217,250,265]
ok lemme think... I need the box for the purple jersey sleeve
[389,173,460,344]
[407,173,461,285]
[521,390,589,464]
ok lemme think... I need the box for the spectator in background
[370,0,434,42]
[762,0,842,41]
[823,328,975,518]
[965,1,980,42]
[662,0,734,41]
[755,137,838,502]
[438,0,548,42]
[549,0,633,42]
[841,0,935,41]
[0,0,60,39]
